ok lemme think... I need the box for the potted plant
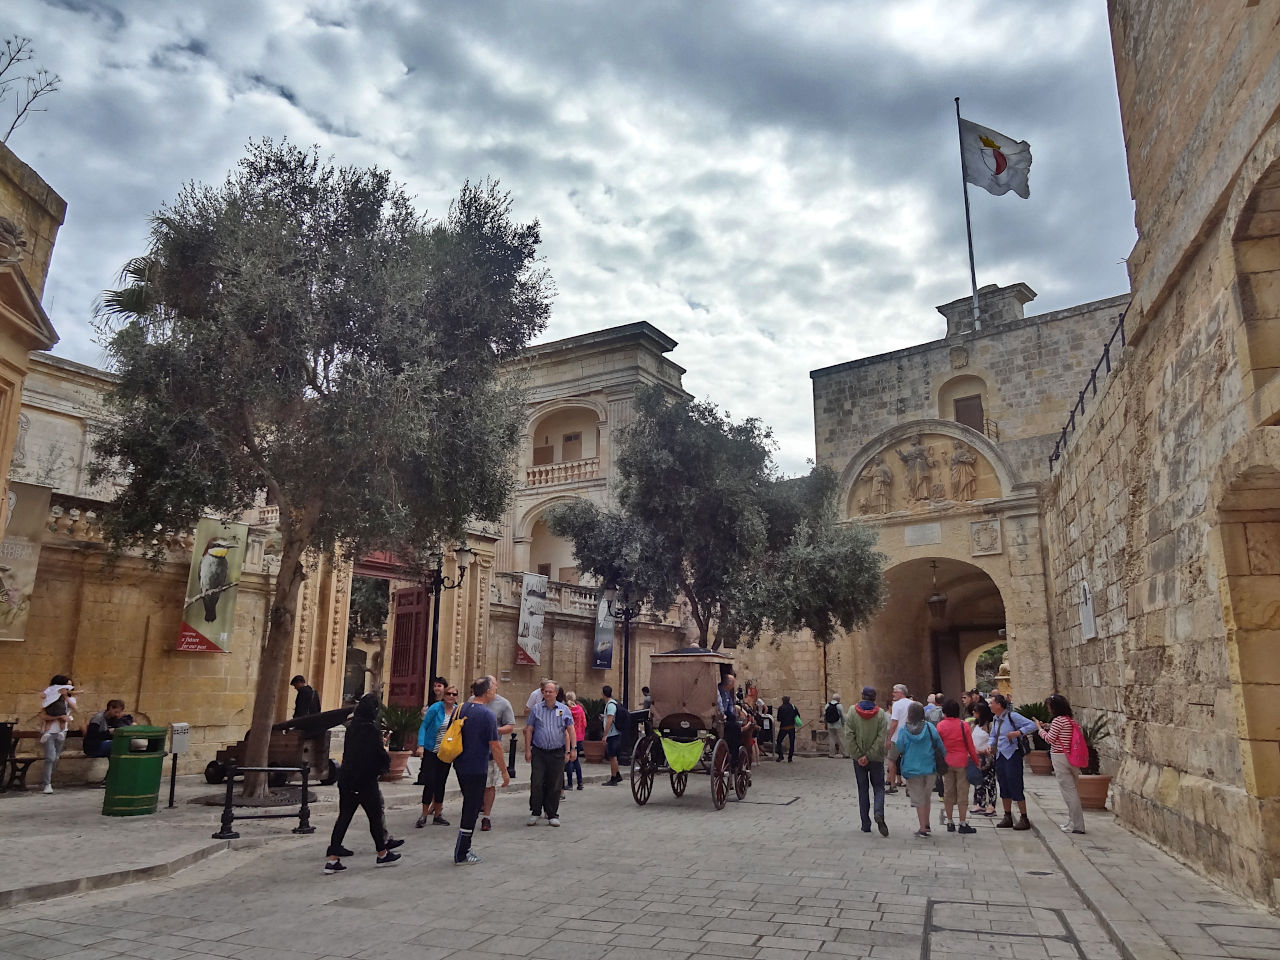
[379,703,422,781]
[1015,701,1054,775]
[1076,714,1112,809]
[580,696,606,763]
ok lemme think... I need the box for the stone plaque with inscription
[904,522,942,546]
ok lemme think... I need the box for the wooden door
[953,395,984,432]
[388,586,429,707]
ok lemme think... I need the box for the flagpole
[954,97,981,332]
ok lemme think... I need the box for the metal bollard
[507,732,517,779]
[212,764,240,839]
[293,763,314,834]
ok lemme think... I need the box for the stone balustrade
[525,456,600,486]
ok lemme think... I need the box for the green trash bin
[102,725,168,816]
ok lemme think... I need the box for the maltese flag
[959,117,1032,199]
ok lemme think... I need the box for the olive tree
[548,385,884,649]
[92,140,552,794]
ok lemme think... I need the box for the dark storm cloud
[7,0,1134,472]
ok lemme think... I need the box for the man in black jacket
[776,696,800,763]
[291,675,321,718]
[324,694,401,874]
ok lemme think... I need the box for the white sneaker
[526,815,539,826]
[1060,822,1073,832]
[548,817,561,827]
[42,784,53,794]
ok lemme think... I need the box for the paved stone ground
[1,758,1276,960]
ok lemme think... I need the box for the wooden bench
[1,728,97,791]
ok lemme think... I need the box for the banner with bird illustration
[177,518,248,652]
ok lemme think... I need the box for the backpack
[824,702,842,724]
[1066,719,1090,769]
[608,699,630,735]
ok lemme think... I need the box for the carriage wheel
[630,734,655,806]
[710,740,730,810]
[670,770,688,797]
[734,746,751,800]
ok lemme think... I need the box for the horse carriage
[629,648,751,810]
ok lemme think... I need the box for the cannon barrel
[271,705,354,735]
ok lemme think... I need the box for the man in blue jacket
[989,694,1038,830]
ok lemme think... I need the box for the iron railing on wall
[1048,310,1128,474]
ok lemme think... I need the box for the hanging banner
[177,517,248,652]
[515,572,547,665]
[0,481,52,641]
[592,594,614,669]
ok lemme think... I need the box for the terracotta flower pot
[381,750,412,781]
[1077,773,1112,809]
[582,739,606,764]
[1026,749,1053,775]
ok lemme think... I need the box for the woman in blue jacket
[415,683,461,828]
[893,701,945,838]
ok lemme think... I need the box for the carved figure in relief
[857,454,893,514]
[950,442,977,501]
[895,434,936,501]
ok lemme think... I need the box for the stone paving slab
[0,758,612,908]
[0,758,1273,960]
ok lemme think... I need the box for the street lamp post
[603,584,640,711]
[426,543,476,706]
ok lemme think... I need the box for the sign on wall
[177,518,248,652]
[0,481,52,641]
[515,572,547,665]
[592,593,614,669]
[1079,580,1097,641]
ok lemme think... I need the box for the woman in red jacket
[936,699,981,834]
[564,690,587,791]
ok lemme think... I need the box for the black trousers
[776,728,796,761]
[327,783,385,856]
[724,720,742,769]
[454,771,486,861]
[420,751,452,807]
[529,745,564,817]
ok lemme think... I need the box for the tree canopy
[547,385,885,648]
[92,140,552,790]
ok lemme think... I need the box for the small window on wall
[532,444,554,466]
[954,395,984,432]
[562,432,582,461]
[558,566,580,585]
[536,563,552,578]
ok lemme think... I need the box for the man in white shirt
[884,683,915,790]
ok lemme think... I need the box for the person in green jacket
[843,685,890,837]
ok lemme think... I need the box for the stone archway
[1210,425,1280,898]
[848,557,1006,704]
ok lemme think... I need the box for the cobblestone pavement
[1,758,1277,960]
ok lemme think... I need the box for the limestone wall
[813,295,1128,486]
[1041,0,1280,907]
[0,141,65,300]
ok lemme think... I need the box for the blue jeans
[853,759,885,829]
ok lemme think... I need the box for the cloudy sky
[7,0,1134,473]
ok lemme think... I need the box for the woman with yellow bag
[415,683,461,828]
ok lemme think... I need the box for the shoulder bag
[437,706,466,763]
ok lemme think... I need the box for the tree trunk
[240,531,308,798]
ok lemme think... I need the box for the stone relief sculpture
[857,454,894,514]
[950,441,977,501]
[895,434,936,501]
[11,412,29,470]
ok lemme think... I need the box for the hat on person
[861,686,876,701]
